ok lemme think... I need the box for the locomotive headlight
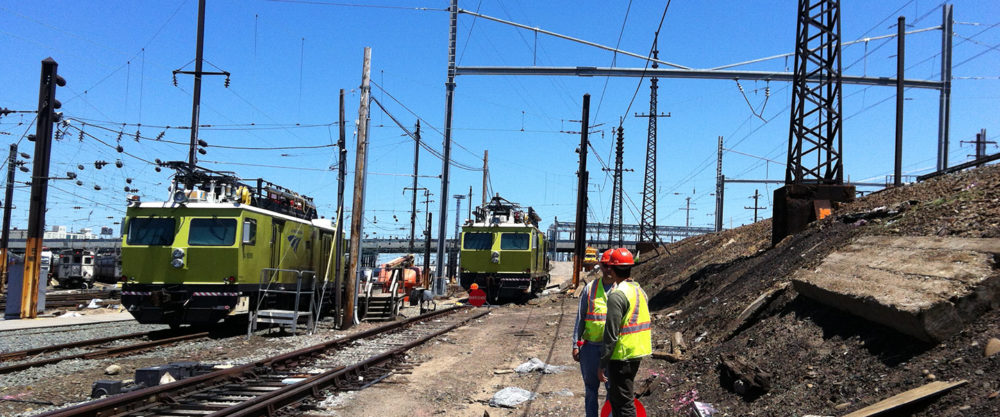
[171,258,185,268]
[173,191,188,204]
[172,248,185,259]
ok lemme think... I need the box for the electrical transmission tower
[635,34,670,251]
[773,0,854,245]
[603,124,633,248]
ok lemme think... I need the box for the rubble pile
[634,164,1000,416]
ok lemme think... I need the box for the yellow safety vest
[610,280,652,360]
[581,277,609,342]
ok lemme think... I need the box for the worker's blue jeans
[579,341,605,417]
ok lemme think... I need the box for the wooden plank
[843,380,968,417]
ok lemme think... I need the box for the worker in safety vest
[571,249,615,417]
[598,248,652,417]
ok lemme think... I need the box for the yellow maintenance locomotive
[459,195,549,302]
[120,163,345,328]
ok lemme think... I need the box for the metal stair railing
[247,268,318,338]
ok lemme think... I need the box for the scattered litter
[489,387,536,408]
[690,401,717,417]
[514,357,566,374]
[551,388,574,397]
[87,299,103,309]
[493,369,514,375]
[281,377,307,384]
[62,311,82,317]
[672,389,699,412]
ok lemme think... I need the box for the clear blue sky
[1,0,998,241]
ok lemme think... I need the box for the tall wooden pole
[22,58,63,318]
[481,150,488,206]
[188,0,206,171]
[1,144,17,294]
[572,94,590,288]
[345,47,372,329]
[409,121,420,253]
[333,89,347,328]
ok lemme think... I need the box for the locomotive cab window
[500,233,530,250]
[127,218,175,246]
[189,218,237,246]
[463,232,493,250]
[242,218,257,245]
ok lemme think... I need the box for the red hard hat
[600,249,613,264]
[606,248,634,266]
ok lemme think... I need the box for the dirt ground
[323,261,599,417]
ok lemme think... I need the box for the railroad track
[0,289,120,311]
[0,330,210,375]
[40,305,489,417]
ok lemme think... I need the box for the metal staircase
[248,268,317,336]
[360,268,404,322]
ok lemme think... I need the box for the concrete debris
[104,364,122,375]
[86,299,103,309]
[792,236,1000,342]
[514,358,565,374]
[985,338,1000,357]
[489,387,536,408]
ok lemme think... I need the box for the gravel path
[0,321,167,354]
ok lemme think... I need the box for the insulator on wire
[78,130,84,142]
[224,76,230,88]
[198,148,207,155]
[156,131,165,141]
[115,160,123,168]
[172,73,178,87]
[94,185,102,191]
[20,152,30,159]
[116,131,123,142]
[155,158,162,165]
[126,178,133,184]
[77,164,84,170]
[134,130,141,142]
[155,166,162,172]
[95,160,107,170]
[19,166,29,173]
[54,130,63,141]
[116,145,124,153]
[75,180,83,186]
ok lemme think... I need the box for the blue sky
[1,0,998,241]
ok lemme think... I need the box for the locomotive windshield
[127,218,176,246]
[189,218,237,246]
[500,233,530,250]
[463,232,493,250]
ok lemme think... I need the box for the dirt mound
[635,164,1000,416]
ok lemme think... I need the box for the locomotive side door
[270,220,285,269]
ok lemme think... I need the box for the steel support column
[936,4,953,171]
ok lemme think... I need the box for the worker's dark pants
[607,358,641,417]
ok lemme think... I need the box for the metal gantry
[785,0,844,185]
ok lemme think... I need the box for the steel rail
[39,305,475,417]
[0,331,151,362]
[217,308,491,417]
[0,331,209,375]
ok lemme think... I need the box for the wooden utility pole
[1,144,17,293]
[345,47,372,329]
[409,121,421,253]
[333,89,347,328]
[22,58,63,318]
[572,94,591,289]
[481,150,488,206]
[745,189,766,223]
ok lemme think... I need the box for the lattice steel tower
[605,125,630,248]
[638,37,662,246]
[785,0,844,184]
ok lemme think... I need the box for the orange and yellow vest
[610,280,652,360]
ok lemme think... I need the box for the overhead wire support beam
[724,178,884,187]
[456,8,691,70]
[454,66,944,89]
